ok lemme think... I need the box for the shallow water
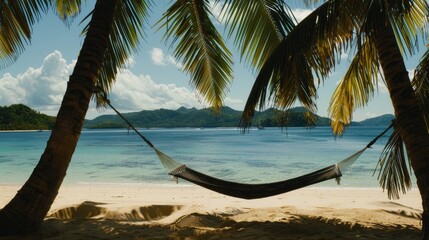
[0,126,410,188]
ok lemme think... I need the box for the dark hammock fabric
[169,164,341,199]
[155,147,366,199]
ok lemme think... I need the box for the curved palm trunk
[374,14,429,239]
[0,0,117,235]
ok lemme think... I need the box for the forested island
[83,106,332,129]
[0,104,394,130]
[0,104,55,130]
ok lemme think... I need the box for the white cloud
[167,56,183,69]
[0,51,218,119]
[149,48,183,69]
[150,48,166,65]
[292,8,313,23]
[0,50,70,114]
[224,96,245,110]
[124,56,136,69]
[110,69,203,112]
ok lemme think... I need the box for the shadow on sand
[0,201,420,240]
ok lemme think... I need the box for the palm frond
[54,0,82,26]
[80,0,151,107]
[0,0,50,69]
[221,0,296,70]
[240,1,357,128]
[158,0,233,109]
[304,111,317,128]
[374,125,411,199]
[412,48,429,131]
[386,0,428,57]
[329,39,380,135]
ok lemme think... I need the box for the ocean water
[0,127,414,188]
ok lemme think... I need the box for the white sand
[0,183,423,239]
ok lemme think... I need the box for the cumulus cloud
[224,97,245,110]
[150,48,166,65]
[110,69,203,111]
[0,50,71,114]
[1,51,242,119]
[149,48,183,69]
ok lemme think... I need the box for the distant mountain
[356,114,395,126]
[0,104,55,130]
[84,106,332,129]
[0,104,396,130]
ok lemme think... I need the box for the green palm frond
[304,111,317,128]
[374,125,411,199]
[158,0,233,109]
[412,48,429,130]
[240,1,356,128]
[221,0,295,70]
[54,0,82,26]
[81,0,150,106]
[329,40,380,135]
[386,0,428,57]
[0,0,50,68]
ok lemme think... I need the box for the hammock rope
[95,88,392,199]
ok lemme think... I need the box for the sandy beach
[0,184,423,239]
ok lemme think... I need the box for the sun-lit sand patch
[0,184,422,239]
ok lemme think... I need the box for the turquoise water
[0,127,412,188]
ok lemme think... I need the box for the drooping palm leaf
[0,0,50,68]
[81,0,151,106]
[54,0,82,26]
[240,0,357,128]
[327,0,427,135]
[221,0,296,70]
[329,39,380,135]
[412,48,429,130]
[385,0,427,57]
[374,125,411,199]
[157,0,232,109]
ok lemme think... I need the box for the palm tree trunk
[0,0,117,235]
[374,13,429,239]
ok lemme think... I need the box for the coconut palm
[0,0,150,234]
[0,0,248,234]
[4,0,426,237]
[237,0,429,237]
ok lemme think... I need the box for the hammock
[100,91,392,199]
[154,148,365,199]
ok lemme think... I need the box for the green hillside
[0,104,395,130]
[0,104,56,130]
[84,106,331,129]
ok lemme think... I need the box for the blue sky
[0,1,426,121]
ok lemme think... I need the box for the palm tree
[3,0,427,237]
[0,0,294,234]
[0,0,150,234]
[0,0,240,234]
[237,0,429,237]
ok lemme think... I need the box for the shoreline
[0,184,422,239]
[2,183,422,210]
[0,129,50,133]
